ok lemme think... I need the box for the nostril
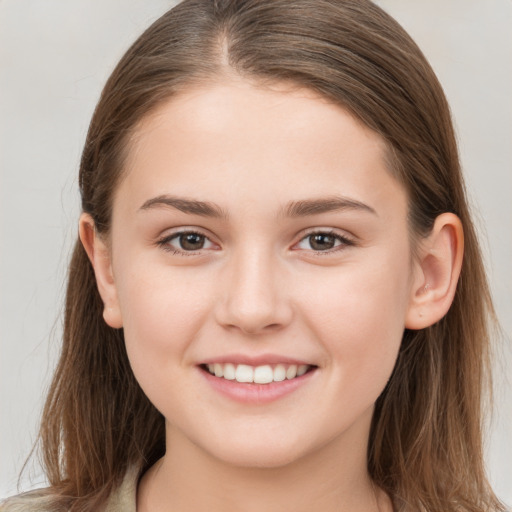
[223,320,285,335]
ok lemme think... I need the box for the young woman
[2,1,507,511]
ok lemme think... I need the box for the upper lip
[199,354,316,367]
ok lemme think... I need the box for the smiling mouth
[200,363,316,384]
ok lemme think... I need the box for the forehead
[129,78,387,159]
[117,79,406,219]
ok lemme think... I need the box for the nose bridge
[216,242,292,333]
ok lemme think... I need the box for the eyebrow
[282,196,377,218]
[139,195,228,218]
[138,194,377,219]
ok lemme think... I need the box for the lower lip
[199,367,317,404]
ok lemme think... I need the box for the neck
[137,411,388,512]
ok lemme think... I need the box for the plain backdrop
[1,0,511,503]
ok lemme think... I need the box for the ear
[405,213,464,330]
[79,213,123,328]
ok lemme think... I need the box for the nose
[214,247,293,335]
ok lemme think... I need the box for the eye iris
[179,233,205,250]
[309,233,336,250]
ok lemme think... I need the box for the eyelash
[156,230,214,256]
[296,229,355,255]
[155,229,355,256]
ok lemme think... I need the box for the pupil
[310,234,335,250]
[180,233,204,250]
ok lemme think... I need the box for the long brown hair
[10,1,506,510]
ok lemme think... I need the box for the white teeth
[206,362,312,383]
[286,365,298,380]
[223,363,236,380]
[253,365,273,384]
[297,364,308,376]
[214,363,224,378]
[273,364,286,382]
[235,364,254,383]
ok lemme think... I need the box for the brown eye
[308,233,337,251]
[157,231,216,254]
[294,231,354,253]
[179,233,206,250]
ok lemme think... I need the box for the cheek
[299,249,412,382]
[115,274,218,426]
[113,260,213,383]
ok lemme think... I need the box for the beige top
[104,466,138,512]
[0,467,139,512]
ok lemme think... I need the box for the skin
[81,78,463,512]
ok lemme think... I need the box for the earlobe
[405,213,464,330]
[79,213,123,329]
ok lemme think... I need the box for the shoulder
[0,466,139,512]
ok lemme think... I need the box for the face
[105,79,417,468]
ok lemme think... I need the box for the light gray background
[1,0,511,504]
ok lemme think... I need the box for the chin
[215,448,303,470]
[203,434,310,470]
